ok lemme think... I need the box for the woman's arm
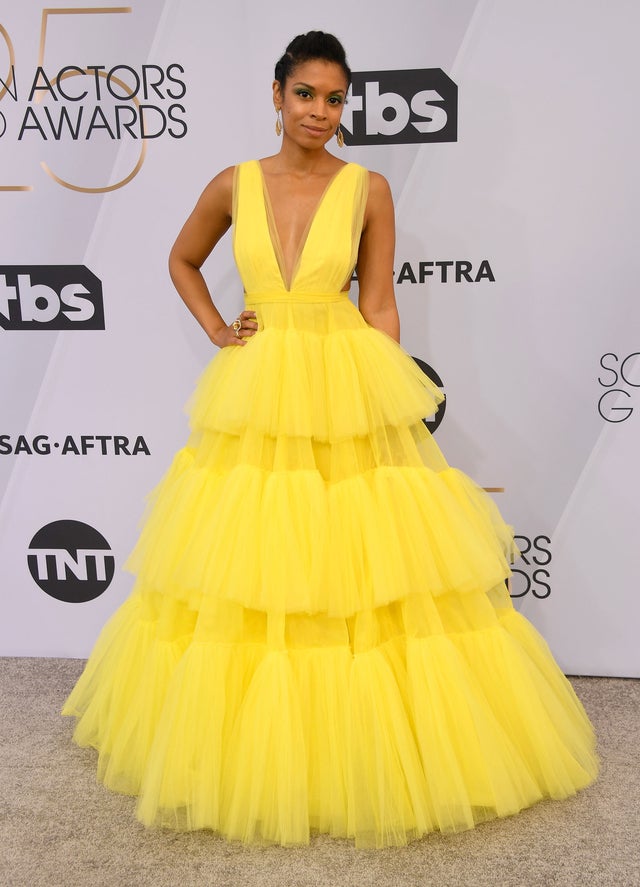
[356,171,400,342]
[168,165,257,347]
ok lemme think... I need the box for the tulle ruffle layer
[188,298,444,441]
[62,588,598,848]
[127,300,516,616]
[124,440,519,617]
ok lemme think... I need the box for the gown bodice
[232,160,370,301]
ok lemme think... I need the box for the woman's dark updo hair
[274,31,351,90]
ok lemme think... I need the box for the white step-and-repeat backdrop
[1,0,638,676]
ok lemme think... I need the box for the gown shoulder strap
[231,160,262,226]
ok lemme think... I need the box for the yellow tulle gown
[63,160,598,848]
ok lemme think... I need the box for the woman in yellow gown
[63,31,598,848]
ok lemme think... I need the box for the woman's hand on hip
[210,310,258,347]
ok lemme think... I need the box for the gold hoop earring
[336,125,344,148]
[275,109,282,137]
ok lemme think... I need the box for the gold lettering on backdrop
[0,23,16,100]
[40,70,147,193]
[36,6,144,193]
[0,23,33,190]
[37,8,133,91]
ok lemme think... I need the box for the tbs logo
[0,266,105,330]
[341,69,457,146]
[28,520,115,603]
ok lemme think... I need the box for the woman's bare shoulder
[366,169,392,198]
[362,168,393,228]
[200,164,236,197]
[193,164,237,218]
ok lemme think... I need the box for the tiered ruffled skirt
[62,294,598,848]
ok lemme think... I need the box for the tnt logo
[27,520,115,602]
[0,266,104,330]
[412,356,446,433]
[341,69,457,146]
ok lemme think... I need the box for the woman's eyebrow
[292,81,346,94]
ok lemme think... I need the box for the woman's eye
[328,97,343,105]
[296,90,311,98]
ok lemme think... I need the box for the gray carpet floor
[1,658,638,887]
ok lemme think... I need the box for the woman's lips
[302,124,328,135]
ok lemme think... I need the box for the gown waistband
[244,291,350,305]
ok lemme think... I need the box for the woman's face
[273,59,348,148]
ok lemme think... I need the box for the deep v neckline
[256,160,350,291]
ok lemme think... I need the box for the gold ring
[232,318,241,332]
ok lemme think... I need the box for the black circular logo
[27,520,115,603]
[412,356,446,433]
